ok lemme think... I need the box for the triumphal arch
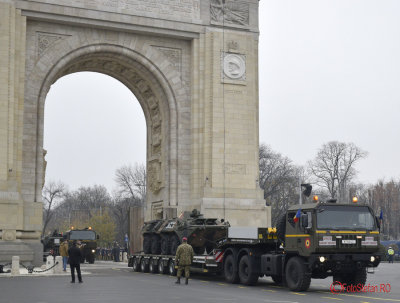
[0,0,270,264]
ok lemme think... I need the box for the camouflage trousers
[177,265,190,278]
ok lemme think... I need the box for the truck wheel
[238,255,259,286]
[168,259,177,276]
[151,235,161,255]
[158,259,167,274]
[276,214,286,245]
[170,235,180,255]
[353,267,367,286]
[271,275,283,285]
[149,258,158,273]
[160,235,170,255]
[140,258,149,272]
[224,254,240,284]
[132,258,140,272]
[285,257,311,291]
[143,235,151,254]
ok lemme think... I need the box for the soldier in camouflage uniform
[175,237,194,285]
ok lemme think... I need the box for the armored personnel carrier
[142,209,230,255]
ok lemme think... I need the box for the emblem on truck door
[305,238,311,249]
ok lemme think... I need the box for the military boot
[175,277,180,284]
[185,278,188,285]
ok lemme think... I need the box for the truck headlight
[92,249,95,253]
[370,256,375,262]
[319,256,326,263]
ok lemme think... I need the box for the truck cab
[64,227,99,264]
[280,200,381,290]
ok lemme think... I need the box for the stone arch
[25,43,188,219]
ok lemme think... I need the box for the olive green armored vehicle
[142,209,230,255]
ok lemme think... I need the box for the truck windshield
[316,205,376,230]
[69,230,96,240]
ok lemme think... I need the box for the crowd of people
[96,242,127,262]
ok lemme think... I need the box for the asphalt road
[0,261,398,303]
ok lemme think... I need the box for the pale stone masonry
[0,0,270,264]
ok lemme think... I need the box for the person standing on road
[388,247,395,263]
[68,240,83,283]
[59,238,69,271]
[175,237,194,285]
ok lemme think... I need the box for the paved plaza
[0,261,399,303]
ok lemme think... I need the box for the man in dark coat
[68,240,83,283]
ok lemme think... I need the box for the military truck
[128,197,381,291]
[141,209,230,256]
[64,227,99,264]
[42,230,63,261]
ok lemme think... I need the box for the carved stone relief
[221,52,246,81]
[148,159,162,193]
[153,46,182,76]
[210,0,249,26]
[36,32,71,59]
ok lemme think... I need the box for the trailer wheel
[276,214,286,244]
[168,259,177,276]
[149,258,158,273]
[160,235,170,255]
[224,254,239,284]
[151,235,161,255]
[140,258,149,273]
[285,257,311,291]
[238,255,259,286]
[143,235,152,254]
[170,235,180,255]
[132,258,140,272]
[158,259,167,274]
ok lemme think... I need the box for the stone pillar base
[0,240,43,266]
[200,198,271,227]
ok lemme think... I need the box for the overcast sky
[44,0,400,193]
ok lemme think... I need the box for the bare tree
[42,181,66,235]
[115,163,146,204]
[308,141,367,201]
[259,144,306,223]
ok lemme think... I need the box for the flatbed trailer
[128,227,280,282]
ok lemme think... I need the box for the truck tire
[158,259,167,274]
[132,258,140,272]
[335,267,367,287]
[353,267,367,286]
[160,235,170,255]
[276,214,286,244]
[170,235,180,255]
[143,235,151,254]
[151,235,161,255]
[238,255,259,286]
[285,257,311,291]
[224,254,240,284]
[168,259,177,276]
[89,255,95,264]
[149,258,158,273]
[140,258,149,272]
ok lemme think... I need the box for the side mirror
[97,235,100,240]
[301,214,308,228]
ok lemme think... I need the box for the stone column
[0,1,43,266]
